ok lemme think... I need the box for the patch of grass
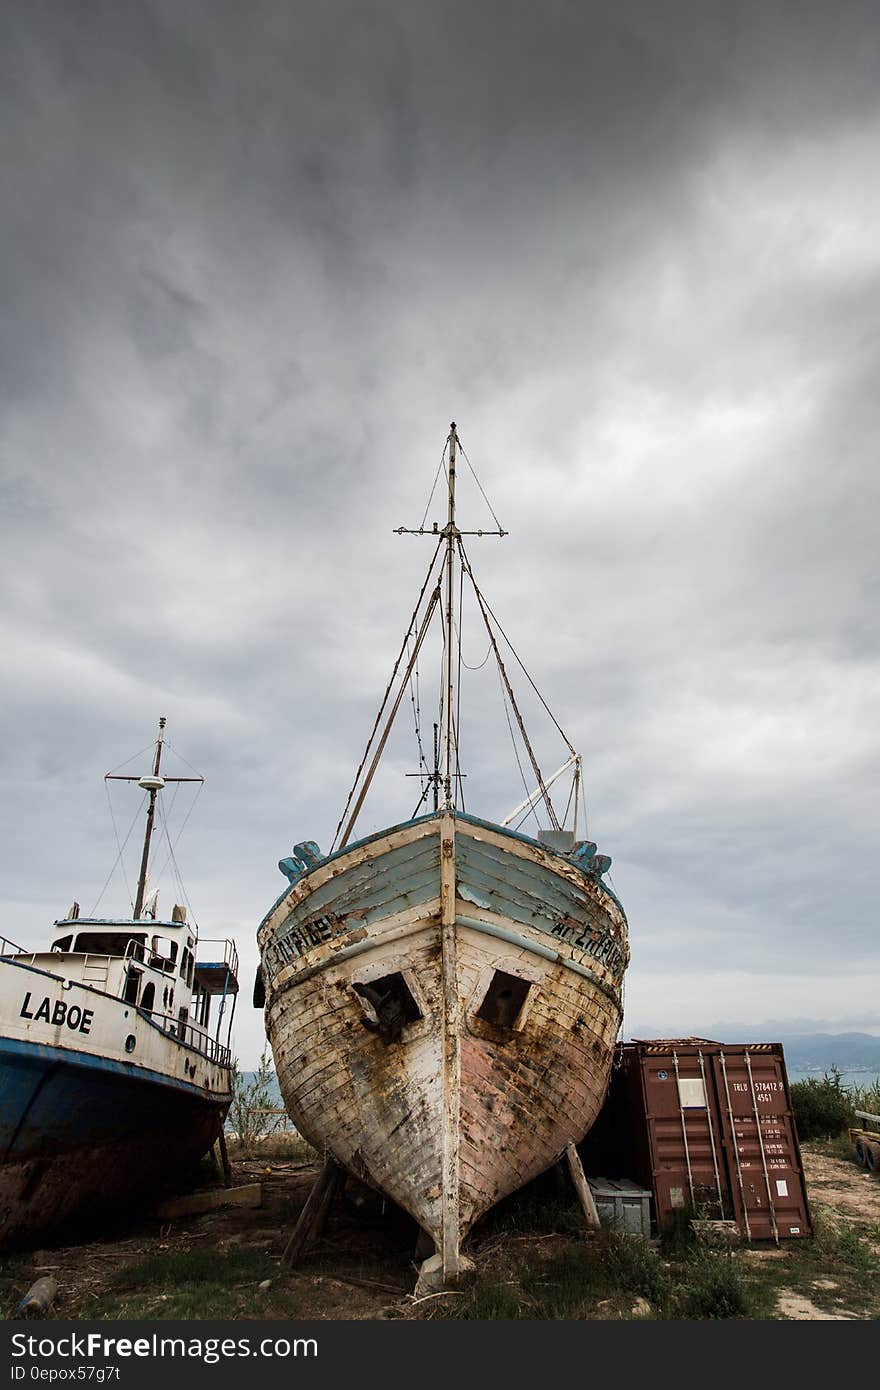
[228,1134,317,1163]
[812,1132,863,1163]
[811,1210,877,1271]
[455,1281,526,1319]
[659,1209,698,1258]
[677,1250,761,1319]
[89,1248,285,1320]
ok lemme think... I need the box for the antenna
[394,423,507,810]
[105,718,203,919]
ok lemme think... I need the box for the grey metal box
[588,1176,653,1237]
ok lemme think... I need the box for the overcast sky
[2,0,878,1066]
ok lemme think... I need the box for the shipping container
[579,1039,812,1241]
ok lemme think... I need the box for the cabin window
[352,973,421,1043]
[52,936,73,953]
[123,968,141,1005]
[74,932,146,957]
[476,971,531,1028]
[151,936,178,969]
[140,982,156,1013]
[180,946,195,986]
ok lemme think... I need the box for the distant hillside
[747,1033,880,1074]
[625,1029,880,1076]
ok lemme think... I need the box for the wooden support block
[155,1182,263,1220]
[283,1154,345,1268]
[565,1140,601,1230]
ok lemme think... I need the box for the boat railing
[0,948,116,988]
[137,1005,232,1067]
[0,934,27,958]
[195,936,240,984]
[122,938,178,980]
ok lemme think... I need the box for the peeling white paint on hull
[259,810,629,1269]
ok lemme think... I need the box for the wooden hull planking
[259,812,628,1270]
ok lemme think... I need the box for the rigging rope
[331,538,444,851]
[153,781,204,907]
[156,789,203,929]
[405,633,429,785]
[454,555,465,809]
[104,742,155,778]
[497,662,542,834]
[459,537,561,831]
[419,440,450,533]
[460,554,576,758]
[457,439,505,533]
[90,785,144,915]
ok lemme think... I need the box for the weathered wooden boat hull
[259,811,628,1258]
[0,1035,229,1248]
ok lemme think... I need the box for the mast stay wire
[419,440,450,533]
[331,537,444,852]
[460,555,576,759]
[91,786,144,916]
[456,439,505,533]
[498,662,542,834]
[153,780,204,912]
[458,537,561,832]
[336,544,444,850]
[405,632,429,798]
[454,554,465,810]
[104,742,155,778]
[156,789,203,930]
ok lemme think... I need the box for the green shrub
[849,1078,880,1116]
[790,1068,855,1140]
[228,1046,281,1150]
[678,1251,755,1319]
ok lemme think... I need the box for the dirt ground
[3,1141,878,1320]
[800,1146,880,1232]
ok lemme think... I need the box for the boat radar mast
[105,716,203,920]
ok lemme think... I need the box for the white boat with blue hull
[0,721,239,1249]
[257,424,630,1286]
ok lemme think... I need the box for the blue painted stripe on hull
[0,1036,226,1103]
[0,1036,228,1162]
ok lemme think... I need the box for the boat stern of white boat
[256,424,630,1284]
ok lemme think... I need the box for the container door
[639,1049,732,1227]
[711,1047,812,1240]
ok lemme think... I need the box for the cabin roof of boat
[52,918,194,930]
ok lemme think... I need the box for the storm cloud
[2,0,878,1062]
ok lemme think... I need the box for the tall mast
[133,716,166,919]
[105,718,203,919]
[442,422,458,809]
